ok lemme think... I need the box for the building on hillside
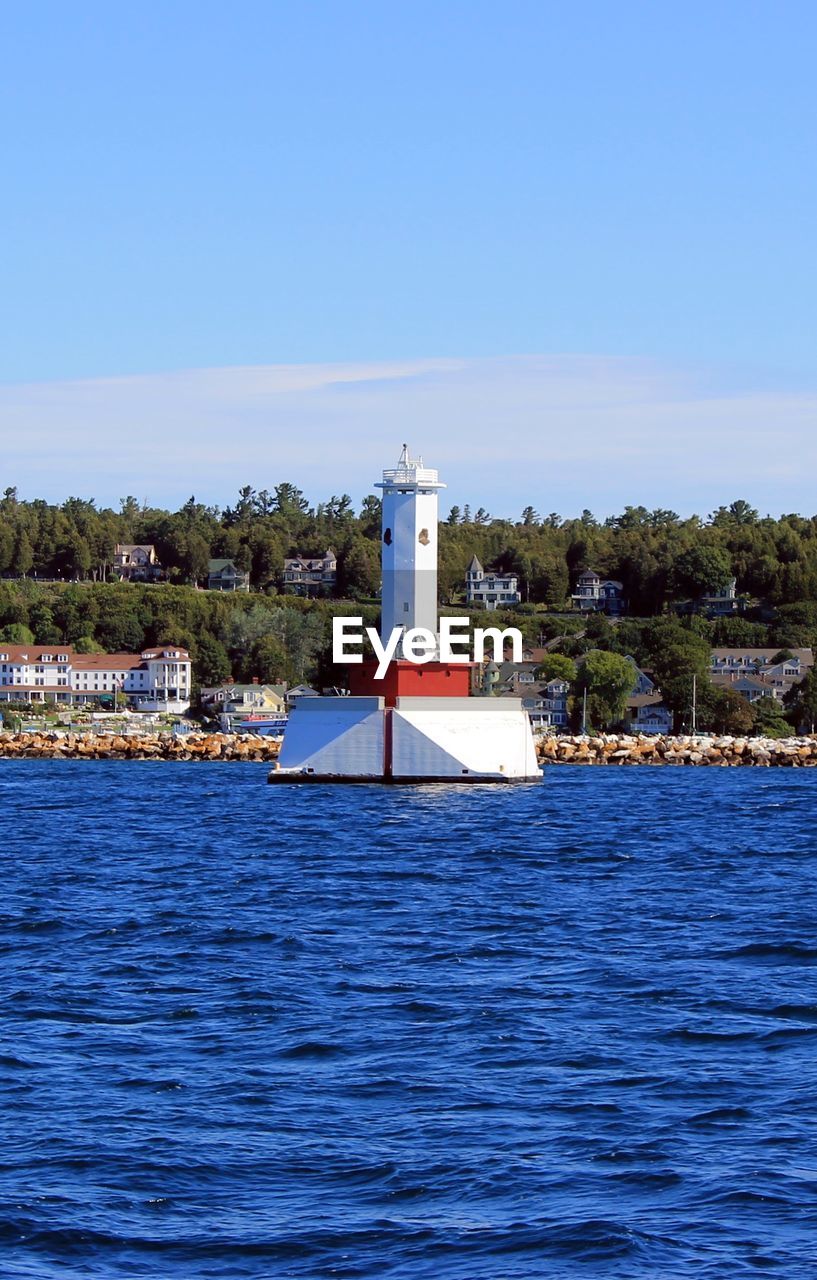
[200,682,287,716]
[113,544,162,582]
[701,578,741,616]
[708,649,812,706]
[0,644,192,712]
[282,549,337,596]
[495,661,540,695]
[762,656,813,691]
[677,578,743,617]
[502,643,548,663]
[571,569,625,615]
[465,555,521,610]
[207,559,250,592]
[710,648,813,676]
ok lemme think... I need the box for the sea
[2,761,817,1279]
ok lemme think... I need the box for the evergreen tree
[11,530,33,577]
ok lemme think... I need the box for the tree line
[4,487,817,614]
[3,486,817,726]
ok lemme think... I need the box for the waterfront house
[201,682,287,715]
[709,672,780,705]
[0,643,192,713]
[72,645,192,713]
[624,655,656,696]
[465,556,521,610]
[620,657,672,732]
[0,645,73,704]
[624,693,674,734]
[539,678,570,729]
[207,559,250,592]
[286,684,320,706]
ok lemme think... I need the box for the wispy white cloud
[1,355,816,518]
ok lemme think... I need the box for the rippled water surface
[3,761,817,1278]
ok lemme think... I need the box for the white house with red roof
[0,643,192,713]
[0,645,73,702]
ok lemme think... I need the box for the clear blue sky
[2,0,816,383]
[1,2,816,515]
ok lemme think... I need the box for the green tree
[0,623,35,643]
[274,483,309,515]
[168,530,210,584]
[338,539,380,598]
[243,634,291,685]
[752,695,791,739]
[536,654,577,685]
[671,545,733,599]
[706,686,755,735]
[94,593,144,651]
[73,635,105,653]
[710,499,759,526]
[11,529,33,577]
[710,617,768,647]
[576,650,635,728]
[786,669,817,734]
[194,632,232,686]
[643,620,711,729]
[58,532,92,580]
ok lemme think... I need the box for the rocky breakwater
[0,731,281,762]
[536,734,817,766]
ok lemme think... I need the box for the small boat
[238,715,288,737]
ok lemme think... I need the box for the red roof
[72,654,144,671]
[0,646,72,662]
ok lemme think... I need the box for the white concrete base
[270,695,541,783]
[392,697,540,781]
[275,696,386,777]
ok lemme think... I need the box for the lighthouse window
[403,602,410,612]
[383,528,392,545]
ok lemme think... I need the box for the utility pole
[691,673,697,736]
[582,686,588,735]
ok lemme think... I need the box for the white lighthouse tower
[376,444,444,649]
[271,446,541,783]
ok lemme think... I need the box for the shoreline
[1,729,816,766]
[0,731,281,762]
[536,734,817,766]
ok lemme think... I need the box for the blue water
[2,762,817,1278]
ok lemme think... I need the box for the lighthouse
[271,447,541,783]
[377,444,444,651]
